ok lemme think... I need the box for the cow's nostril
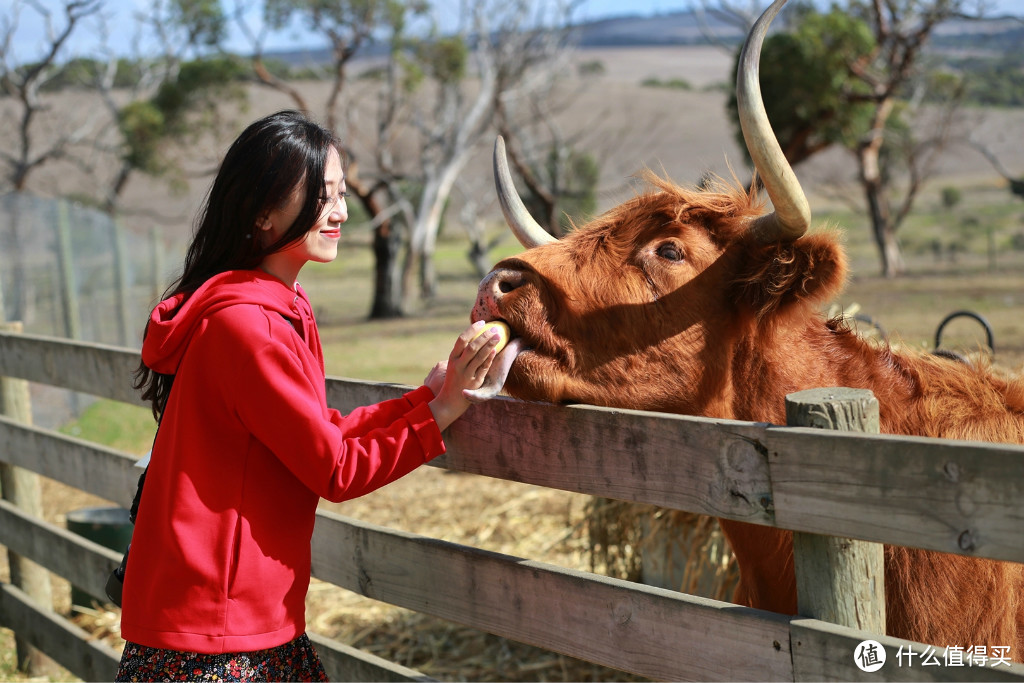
[498,280,517,294]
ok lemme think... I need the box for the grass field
[2,179,1023,681]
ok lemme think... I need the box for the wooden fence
[2,328,1024,681]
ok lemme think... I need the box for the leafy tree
[725,0,982,277]
[111,56,249,204]
[727,5,876,167]
[90,0,248,215]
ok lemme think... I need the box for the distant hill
[266,9,1022,66]
[572,11,744,46]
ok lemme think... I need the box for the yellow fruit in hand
[471,321,511,354]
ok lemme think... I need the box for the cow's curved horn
[736,0,811,242]
[493,136,557,248]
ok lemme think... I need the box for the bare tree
[491,0,595,238]
[88,0,238,216]
[839,0,992,277]
[396,0,582,301]
[967,138,1024,200]
[0,0,102,323]
[232,0,427,318]
[232,0,310,112]
[692,0,760,51]
[0,0,103,191]
[714,0,988,277]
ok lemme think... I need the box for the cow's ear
[730,232,847,320]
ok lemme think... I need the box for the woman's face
[259,146,348,282]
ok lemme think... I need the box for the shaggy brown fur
[474,173,1024,660]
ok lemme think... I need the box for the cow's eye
[656,243,683,262]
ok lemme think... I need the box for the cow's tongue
[463,337,525,403]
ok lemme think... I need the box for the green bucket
[66,506,132,609]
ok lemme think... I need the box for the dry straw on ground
[28,466,742,682]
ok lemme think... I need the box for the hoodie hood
[142,269,310,375]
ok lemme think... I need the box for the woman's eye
[656,244,683,261]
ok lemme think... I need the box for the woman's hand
[423,361,447,396]
[427,321,501,430]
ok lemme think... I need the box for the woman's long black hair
[135,110,341,421]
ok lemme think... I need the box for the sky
[6,0,1022,64]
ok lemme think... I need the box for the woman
[116,110,502,681]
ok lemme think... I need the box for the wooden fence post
[785,387,886,634]
[0,321,57,675]
[55,200,82,341]
[151,225,164,307]
[112,218,133,347]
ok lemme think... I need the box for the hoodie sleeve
[212,308,446,503]
[332,384,436,436]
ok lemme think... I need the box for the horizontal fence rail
[2,330,1024,681]
[344,381,1024,564]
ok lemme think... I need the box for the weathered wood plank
[0,583,121,681]
[0,499,123,605]
[329,380,1024,563]
[328,381,774,524]
[441,395,774,524]
[791,618,1024,681]
[2,339,1021,562]
[311,510,795,682]
[0,339,1020,564]
[0,331,142,406]
[0,416,141,509]
[307,632,435,682]
[325,377,422,415]
[4,379,1024,567]
[764,426,1024,563]
[327,379,1024,559]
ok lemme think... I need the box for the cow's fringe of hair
[632,167,768,241]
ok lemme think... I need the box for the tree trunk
[400,242,419,312]
[409,175,444,302]
[416,151,473,301]
[864,179,905,278]
[857,99,904,278]
[5,193,29,323]
[419,250,437,300]
[370,221,405,319]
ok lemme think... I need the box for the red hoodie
[120,269,445,653]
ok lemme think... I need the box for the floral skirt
[115,633,329,682]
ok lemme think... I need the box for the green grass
[58,399,156,456]
[809,182,1024,366]
[0,636,16,682]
